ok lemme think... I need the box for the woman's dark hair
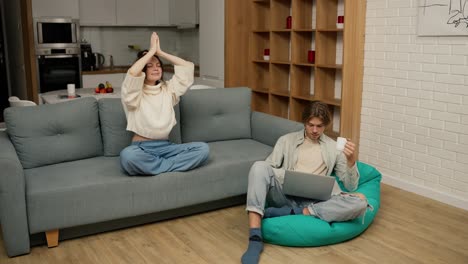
[136,49,164,84]
[302,101,331,126]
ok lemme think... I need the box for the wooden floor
[1,184,468,263]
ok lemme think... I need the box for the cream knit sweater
[121,63,194,140]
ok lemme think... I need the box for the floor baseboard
[382,174,468,211]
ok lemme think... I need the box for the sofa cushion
[179,87,252,143]
[98,99,182,156]
[24,139,272,233]
[4,97,103,169]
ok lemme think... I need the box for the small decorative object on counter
[286,16,292,29]
[67,84,76,98]
[127,45,141,52]
[308,50,315,64]
[95,82,114,94]
[337,16,344,29]
[109,55,114,70]
[263,48,270,61]
[105,81,114,93]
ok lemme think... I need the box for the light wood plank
[1,184,468,263]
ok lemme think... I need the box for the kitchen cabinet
[82,73,125,88]
[199,0,224,87]
[170,0,199,27]
[79,0,116,26]
[32,0,79,19]
[116,0,154,26]
[80,0,173,26]
[154,0,171,26]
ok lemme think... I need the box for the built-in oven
[36,47,82,93]
[34,17,82,93]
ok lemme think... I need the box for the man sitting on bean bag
[241,101,372,264]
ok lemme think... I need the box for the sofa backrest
[179,87,252,143]
[3,97,103,169]
[98,98,182,156]
[251,111,304,147]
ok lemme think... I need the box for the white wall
[80,27,199,67]
[361,0,468,210]
[199,0,224,87]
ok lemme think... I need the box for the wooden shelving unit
[246,0,366,143]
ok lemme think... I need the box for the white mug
[336,137,347,151]
[67,83,76,97]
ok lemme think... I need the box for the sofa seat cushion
[25,139,272,234]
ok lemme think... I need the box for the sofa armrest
[0,131,30,256]
[251,111,304,147]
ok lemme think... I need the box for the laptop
[282,170,336,200]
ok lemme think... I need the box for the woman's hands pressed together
[149,32,162,57]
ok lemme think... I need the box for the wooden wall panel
[224,0,250,88]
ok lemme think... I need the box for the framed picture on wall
[417,0,468,36]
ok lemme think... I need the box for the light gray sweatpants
[246,161,369,223]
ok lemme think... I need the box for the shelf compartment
[316,0,338,29]
[252,91,270,114]
[293,0,315,30]
[315,67,342,105]
[290,64,315,99]
[271,31,291,62]
[270,63,290,95]
[289,97,309,122]
[252,0,271,31]
[315,31,340,65]
[249,62,270,92]
[251,32,270,61]
[292,31,315,64]
[327,105,341,138]
[269,94,290,119]
[271,0,292,30]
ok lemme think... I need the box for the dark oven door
[37,54,81,93]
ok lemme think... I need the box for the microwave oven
[34,17,80,50]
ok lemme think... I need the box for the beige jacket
[265,130,360,194]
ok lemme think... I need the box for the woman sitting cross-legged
[120,32,209,176]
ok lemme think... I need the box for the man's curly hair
[301,101,331,126]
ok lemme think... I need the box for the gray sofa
[0,87,303,257]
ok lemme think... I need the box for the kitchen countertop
[41,87,121,104]
[82,64,200,77]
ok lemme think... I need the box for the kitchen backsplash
[80,27,199,67]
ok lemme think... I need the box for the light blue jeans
[120,140,210,176]
[246,161,369,223]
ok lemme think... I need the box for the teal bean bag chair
[262,161,381,246]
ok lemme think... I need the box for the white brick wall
[362,0,468,209]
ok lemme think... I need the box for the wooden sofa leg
[45,229,59,248]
